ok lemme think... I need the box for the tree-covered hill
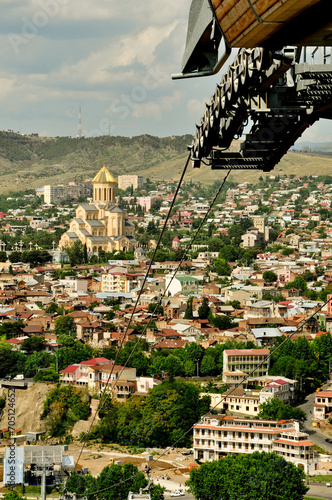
[0,131,193,193]
[0,130,331,194]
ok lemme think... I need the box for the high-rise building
[118,175,143,191]
[43,181,92,204]
[44,185,67,204]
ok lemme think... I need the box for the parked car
[171,490,184,497]
[325,438,332,444]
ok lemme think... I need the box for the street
[306,483,332,499]
[299,388,332,454]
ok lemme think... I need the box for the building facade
[193,414,318,473]
[223,348,270,386]
[59,164,136,253]
[313,390,332,421]
[101,271,143,293]
[118,175,143,191]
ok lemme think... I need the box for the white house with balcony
[222,348,270,386]
[193,414,319,473]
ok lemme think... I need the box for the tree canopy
[66,463,164,500]
[258,397,306,424]
[186,452,308,500]
[90,379,210,447]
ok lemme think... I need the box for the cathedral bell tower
[92,161,117,204]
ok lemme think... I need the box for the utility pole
[41,464,47,500]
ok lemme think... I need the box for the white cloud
[187,98,206,121]
[132,90,183,120]
[0,77,16,102]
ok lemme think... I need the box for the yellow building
[59,163,136,253]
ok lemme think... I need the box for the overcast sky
[0,0,330,143]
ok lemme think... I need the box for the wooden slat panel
[221,0,253,28]
[231,21,284,46]
[212,0,322,46]
[211,0,226,10]
[259,0,321,22]
[214,0,241,25]
[224,10,257,43]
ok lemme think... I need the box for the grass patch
[307,473,332,483]
[1,485,59,496]
[305,498,329,500]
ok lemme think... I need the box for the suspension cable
[75,152,191,467]
[78,296,331,498]
[95,169,232,416]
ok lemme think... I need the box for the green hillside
[0,131,331,193]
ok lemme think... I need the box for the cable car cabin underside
[173,0,332,172]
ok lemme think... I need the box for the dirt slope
[0,383,53,433]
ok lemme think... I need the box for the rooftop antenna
[77,106,84,138]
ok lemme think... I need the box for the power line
[75,152,191,467]
[77,296,331,499]
[107,170,231,380]
[95,169,232,416]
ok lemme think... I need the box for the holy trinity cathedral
[59,163,136,253]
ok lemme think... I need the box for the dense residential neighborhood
[1,167,332,497]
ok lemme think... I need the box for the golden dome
[92,162,117,184]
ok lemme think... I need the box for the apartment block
[118,175,143,191]
[193,414,318,473]
[44,181,92,204]
[44,185,67,204]
[223,348,270,386]
[101,271,143,293]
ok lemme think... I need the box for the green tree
[54,315,75,336]
[219,244,238,262]
[186,451,308,500]
[163,354,183,380]
[184,359,196,377]
[21,336,46,352]
[214,258,231,276]
[258,398,306,424]
[64,240,84,266]
[0,344,20,377]
[285,276,307,292]
[184,297,193,319]
[148,303,164,315]
[0,320,25,340]
[263,270,278,283]
[0,250,7,261]
[210,314,234,331]
[42,385,91,436]
[198,297,210,320]
[200,355,216,376]
[3,493,27,500]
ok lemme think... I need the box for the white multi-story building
[193,414,319,473]
[101,271,143,293]
[223,348,270,386]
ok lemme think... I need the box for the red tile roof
[225,349,270,356]
[60,365,80,373]
[80,357,110,366]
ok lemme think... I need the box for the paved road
[298,386,332,454]
[306,483,332,499]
